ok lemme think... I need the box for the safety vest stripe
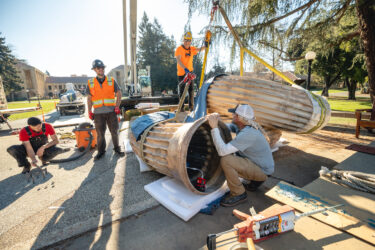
[103,99,115,104]
[107,77,113,86]
[92,100,103,105]
[89,78,95,88]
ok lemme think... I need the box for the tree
[186,0,375,101]
[0,33,23,100]
[137,13,177,95]
[206,64,226,80]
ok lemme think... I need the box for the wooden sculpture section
[207,75,331,133]
[130,117,232,194]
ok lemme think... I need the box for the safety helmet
[183,32,192,41]
[91,59,106,69]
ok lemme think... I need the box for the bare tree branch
[334,0,352,23]
[249,0,320,32]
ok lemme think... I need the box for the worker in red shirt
[7,117,68,173]
[175,32,206,111]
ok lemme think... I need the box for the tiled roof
[46,76,93,84]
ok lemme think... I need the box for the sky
[0,0,209,76]
[0,0,289,77]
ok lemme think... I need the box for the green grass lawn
[327,96,372,112]
[328,117,357,126]
[7,99,59,120]
[312,88,348,94]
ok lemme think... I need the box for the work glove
[204,40,211,47]
[115,106,121,115]
[184,68,190,75]
[89,111,94,120]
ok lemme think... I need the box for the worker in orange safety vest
[175,31,206,111]
[86,59,125,160]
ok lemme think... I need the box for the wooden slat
[208,85,312,113]
[210,82,311,108]
[207,92,312,121]
[207,103,307,129]
[266,181,375,245]
[148,131,174,139]
[143,142,168,151]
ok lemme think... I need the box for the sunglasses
[184,39,191,42]
[95,66,104,70]
[185,53,191,57]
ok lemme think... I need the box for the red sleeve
[45,123,55,136]
[19,128,30,141]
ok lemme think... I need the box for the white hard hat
[228,104,255,121]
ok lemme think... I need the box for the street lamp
[26,89,30,103]
[305,51,316,91]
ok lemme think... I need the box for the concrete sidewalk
[0,117,162,249]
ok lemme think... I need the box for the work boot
[114,147,125,157]
[22,165,31,174]
[94,151,106,161]
[220,192,247,207]
[243,180,265,192]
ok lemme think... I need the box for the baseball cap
[228,104,255,120]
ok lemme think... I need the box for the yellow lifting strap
[217,5,295,86]
[199,30,212,88]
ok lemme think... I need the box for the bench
[355,100,375,138]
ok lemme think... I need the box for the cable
[319,166,375,194]
[50,131,93,163]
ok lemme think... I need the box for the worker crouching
[7,117,69,173]
[87,59,125,160]
[207,104,274,207]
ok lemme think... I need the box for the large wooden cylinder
[207,75,331,133]
[130,117,232,194]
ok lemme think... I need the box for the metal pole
[122,0,128,93]
[307,60,312,90]
[130,0,137,93]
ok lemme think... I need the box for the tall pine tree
[0,33,22,99]
[137,13,177,94]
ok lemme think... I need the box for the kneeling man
[7,117,68,173]
[207,104,274,207]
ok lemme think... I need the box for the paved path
[1,112,374,249]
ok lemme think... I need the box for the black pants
[94,112,119,154]
[7,145,63,167]
[178,75,194,111]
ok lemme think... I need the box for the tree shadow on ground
[271,146,338,188]
[30,151,121,249]
[323,125,375,138]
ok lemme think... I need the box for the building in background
[107,64,128,92]
[45,75,92,98]
[14,60,47,100]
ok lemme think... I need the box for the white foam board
[136,155,153,172]
[145,176,228,221]
[123,139,133,153]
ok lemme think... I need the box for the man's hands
[89,111,94,120]
[184,68,190,74]
[207,113,220,129]
[114,106,121,115]
[36,145,45,158]
[31,158,38,167]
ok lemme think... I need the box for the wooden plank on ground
[208,216,373,250]
[266,181,375,245]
